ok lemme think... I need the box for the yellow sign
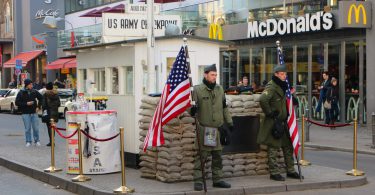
[348,4,367,25]
[208,23,223,40]
[61,68,70,74]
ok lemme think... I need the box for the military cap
[273,65,287,73]
[204,64,217,73]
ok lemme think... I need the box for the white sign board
[126,3,160,14]
[66,111,120,175]
[103,13,181,40]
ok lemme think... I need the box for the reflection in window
[312,44,325,94]
[93,68,106,92]
[111,67,119,94]
[125,67,134,95]
[220,50,237,89]
[250,48,264,88]
[239,49,249,80]
[297,46,308,94]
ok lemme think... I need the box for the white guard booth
[66,110,121,174]
[64,35,231,166]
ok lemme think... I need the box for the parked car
[0,89,20,114]
[57,89,75,118]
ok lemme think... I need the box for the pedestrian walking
[15,79,43,147]
[257,65,302,181]
[42,82,60,146]
[316,71,331,121]
[326,77,339,129]
[191,64,234,191]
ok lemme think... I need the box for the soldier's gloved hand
[190,105,198,117]
[228,124,234,132]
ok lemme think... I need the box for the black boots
[270,174,285,181]
[213,181,231,188]
[287,172,304,179]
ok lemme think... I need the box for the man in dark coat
[42,82,60,146]
[257,65,302,181]
[191,64,233,191]
[15,79,43,147]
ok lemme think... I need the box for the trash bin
[66,110,121,174]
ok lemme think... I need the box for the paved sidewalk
[301,120,375,155]
[0,114,368,194]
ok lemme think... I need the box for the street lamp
[43,16,76,48]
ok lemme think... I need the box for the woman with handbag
[325,78,339,129]
[42,82,60,146]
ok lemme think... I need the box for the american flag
[277,46,300,156]
[143,46,191,151]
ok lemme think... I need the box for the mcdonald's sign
[208,23,223,40]
[339,1,371,28]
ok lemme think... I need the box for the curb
[0,156,368,195]
[305,143,375,156]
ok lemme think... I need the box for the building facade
[1,0,65,88]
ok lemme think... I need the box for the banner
[102,13,181,41]
[66,111,120,174]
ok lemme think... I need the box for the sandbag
[139,109,155,117]
[240,95,254,102]
[157,158,180,166]
[141,173,156,179]
[253,94,261,102]
[139,130,148,137]
[230,101,243,108]
[222,159,232,166]
[182,132,196,138]
[157,165,181,172]
[140,155,156,163]
[140,102,156,110]
[181,175,194,181]
[166,118,180,126]
[233,165,246,172]
[181,170,194,176]
[139,161,156,169]
[245,170,257,175]
[141,96,160,105]
[232,171,246,177]
[181,163,194,170]
[181,117,195,124]
[256,164,268,170]
[183,144,195,151]
[222,165,234,172]
[182,157,195,163]
[233,159,245,165]
[226,95,242,102]
[140,167,156,174]
[139,116,152,123]
[256,170,269,175]
[257,151,268,158]
[139,123,150,130]
[181,138,195,144]
[245,164,256,170]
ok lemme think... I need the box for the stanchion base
[113,186,135,194]
[72,175,91,182]
[346,169,365,176]
[44,166,62,173]
[299,160,312,166]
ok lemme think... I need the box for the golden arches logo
[208,23,223,40]
[348,4,367,25]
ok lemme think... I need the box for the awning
[64,58,77,68]
[79,9,99,17]
[79,4,125,18]
[3,50,45,68]
[46,57,76,70]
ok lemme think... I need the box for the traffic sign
[15,59,22,69]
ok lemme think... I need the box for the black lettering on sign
[154,20,178,29]
[93,146,100,155]
[113,19,117,28]
[108,19,113,28]
[93,158,102,167]
[141,20,147,29]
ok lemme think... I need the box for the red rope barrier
[56,127,66,131]
[305,118,351,128]
[53,126,78,139]
[80,129,119,142]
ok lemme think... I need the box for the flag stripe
[143,46,191,151]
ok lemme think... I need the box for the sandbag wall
[138,95,285,183]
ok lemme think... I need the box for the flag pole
[184,37,207,192]
[276,40,303,182]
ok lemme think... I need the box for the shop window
[220,50,237,90]
[125,67,134,95]
[297,45,309,93]
[93,68,106,92]
[239,49,250,82]
[265,47,277,83]
[250,48,264,89]
[111,67,119,94]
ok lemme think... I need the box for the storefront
[46,56,77,88]
[63,35,229,166]
[3,50,47,86]
[191,1,370,124]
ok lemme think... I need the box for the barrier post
[114,127,134,194]
[346,119,365,176]
[299,115,311,166]
[72,122,91,182]
[44,119,62,173]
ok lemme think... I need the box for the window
[93,69,106,92]
[5,2,11,33]
[111,67,119,94]
[125,67,134,95]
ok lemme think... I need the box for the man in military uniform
[257,65,302,181]
[191,64,233,191]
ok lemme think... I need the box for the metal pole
[72,122,91,182]
[346,119,365,176]
[305,107,310,142]
[114,127,134,194]
[372,113,375,148]
[147,0,156,93]
[299,115,311,166]
[44,119,62,173]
